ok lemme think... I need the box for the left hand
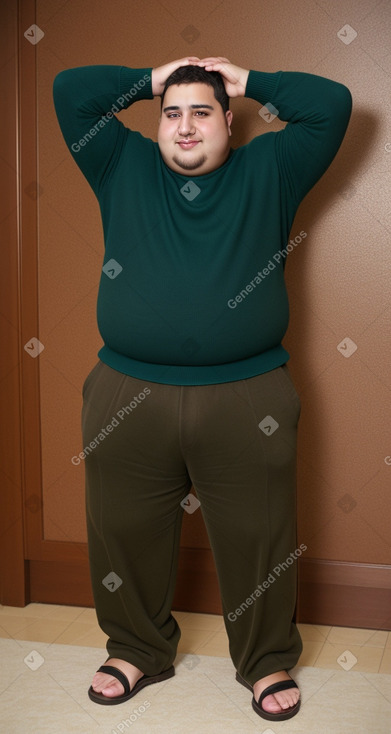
[195,57,249,97]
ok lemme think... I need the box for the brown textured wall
[37,0,391,566]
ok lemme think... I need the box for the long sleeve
[244,70,352,204]
[52,65,154,194]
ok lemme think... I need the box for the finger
[198,56,230,61]
[199,62,232,73]
[197,57,230,65]
[197,62,231,68]
[176,57,200,64]
[200,61,236,77]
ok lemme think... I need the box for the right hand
[151,57,201,96]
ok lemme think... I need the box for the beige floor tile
[379,647,391,674]
[37,604,87,622]
[195,631,230,657]
[11,618,73,644]
[314,642,384,673]
[50,622,96,645]
[73,607,98,623]
[2,637,391,733]
[297,623,331,642]
[298,640,325,666]
[327,626,388,647]
[68,627,108,648]
[0,604,36,617]
[4,601,389,681]
[0,615,41,636]
[363,630,389,647]
[0,603,59,618]
[177,627,217,654]
[173,611,224,631]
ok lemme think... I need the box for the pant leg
[181,364,303,685]
[81,360,192,676]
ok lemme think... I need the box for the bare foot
[91,658,144,699]
[253,670,300,714]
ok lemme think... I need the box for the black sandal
[88,663,175,705]
[236,670,301,721]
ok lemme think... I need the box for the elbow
[52,68,76,99]
[338,83,353,118]
[331,82,353,130]
[52,70,67,100]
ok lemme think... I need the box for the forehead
[163,82,216,108]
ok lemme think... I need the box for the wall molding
[28,550,391,630]
[297,557,391,629]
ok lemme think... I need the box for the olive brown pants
[81,359,303,686]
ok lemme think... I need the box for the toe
[261,693,283,713]
[251,671,300,715]
[100,680,124,697]
[273,689,300,710]
[92,674,124,695]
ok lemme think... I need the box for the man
[53,56,352,722]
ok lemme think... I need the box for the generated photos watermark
[228,544,307,621]
[110,701,151,733]
[71,387,151,465]
[71,74,151,153]
[227,231,307,309]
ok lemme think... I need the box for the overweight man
[53,55,352,722]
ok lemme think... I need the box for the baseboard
[27,554,391,631]
[297,558,391,630]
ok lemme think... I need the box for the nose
[177,112,196,136]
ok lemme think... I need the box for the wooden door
[1,0,223,615]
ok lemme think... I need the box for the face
[158,83,233,176]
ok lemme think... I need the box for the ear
[226,109,233,136]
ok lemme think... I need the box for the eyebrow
[163,104,215,113]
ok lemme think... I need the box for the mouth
[176,141,200,149]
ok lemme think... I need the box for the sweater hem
[119,66,154,100]
[245,70,281,105]
[96,345,290,385]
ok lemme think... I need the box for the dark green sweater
[53,65,352,385]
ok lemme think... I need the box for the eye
[167,111,209,118]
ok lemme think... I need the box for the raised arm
[52,58,205,194]
[52,65,153,193]
[245,68,352,203]
[196,58,352,204]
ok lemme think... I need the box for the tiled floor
[1,602,390,673]
[1,604,390,733]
